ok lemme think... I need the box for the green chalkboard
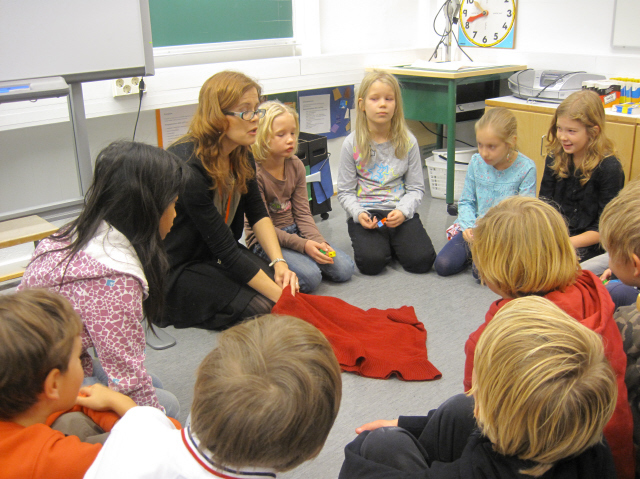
[149,0,293,47]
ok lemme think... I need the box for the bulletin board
[298,86,355,140]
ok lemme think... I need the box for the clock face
[458,0,516,48]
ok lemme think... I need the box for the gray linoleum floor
[144,174,501,478]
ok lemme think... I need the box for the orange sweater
[0,406,181,479]
[0,406,117,479]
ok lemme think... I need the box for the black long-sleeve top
[538,155,624,236]
[164,140,269,285]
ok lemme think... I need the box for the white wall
[319,0,430,54]
[449,0,640,77]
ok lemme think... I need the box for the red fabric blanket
[273,290,441,381]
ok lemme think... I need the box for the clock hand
[468,11,488,22]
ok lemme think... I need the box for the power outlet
[113,77,142,97]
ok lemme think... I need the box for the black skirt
[160,245,273,330]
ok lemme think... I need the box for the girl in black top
[162,71,298,330]
[539,90,624,262]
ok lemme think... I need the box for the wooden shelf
[485,96,640,190]
[0,215,58,249]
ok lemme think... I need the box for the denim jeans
[83,358,180,420]
[252,224,354,293]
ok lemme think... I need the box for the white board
[613,0,640,48]
[0,0,154,83]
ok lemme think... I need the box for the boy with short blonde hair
[86,314,342,478]
[600,178,640,477]
[0,289,136,479]
[341,296,617,478]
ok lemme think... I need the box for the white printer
[508,70,606,102]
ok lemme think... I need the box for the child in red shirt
[465,195,634,479]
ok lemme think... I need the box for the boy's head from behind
[472,296,617,476]
[0,289,82,421]
[600,178,640,288]
[471,196,580,297]
[191,314,342,472]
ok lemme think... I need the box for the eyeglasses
[223,109,266,121]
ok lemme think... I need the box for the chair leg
[142,318,177,350]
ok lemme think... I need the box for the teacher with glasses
[163,71,298,330]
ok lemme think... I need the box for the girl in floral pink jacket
[20,141,185,418]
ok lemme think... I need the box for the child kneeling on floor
[85,314,342,478]
[0,289,137,479]
[340,296,618,478]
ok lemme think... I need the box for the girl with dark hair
[19,141,185,418]
[162,70,298,331]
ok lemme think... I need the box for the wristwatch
[269,258,288,267]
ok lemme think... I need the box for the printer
[508,70,606,102]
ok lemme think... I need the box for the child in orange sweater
[0,289,138,479]
[465,196,634,479]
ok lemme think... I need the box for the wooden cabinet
[632,126,640,181]
[485,97,640,192]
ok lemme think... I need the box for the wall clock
[458,0,516,49]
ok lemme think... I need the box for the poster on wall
[298,85,355,139]
[155,105,197,148]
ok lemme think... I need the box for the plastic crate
[432,147,477,164]
[426,156,468,201]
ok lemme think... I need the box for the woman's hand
[385,209,405,228]
[355,419,399,434]
[358,212,378,229]
[462,228,474,243]
[304,240,334,265]
[274,262,299,296]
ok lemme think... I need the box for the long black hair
[49,141,186,324]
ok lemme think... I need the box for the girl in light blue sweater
[434,108,536,276]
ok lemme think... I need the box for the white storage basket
[432,147,477,164]
[426,156,468,201]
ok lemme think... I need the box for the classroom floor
[144,172,500,478]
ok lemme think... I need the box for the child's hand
[462,228,474,243]
[600,268,612,282]
[358,212,378,230]
[76,384,136,417]
[355,419,399,434]
[304,240,334,265]
[385,210,405,228]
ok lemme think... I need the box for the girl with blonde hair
[434,107,536,276]
[244,100,353,292]
[539,89,624,262]
[164,71,298,331]
[337,70,436,275]
[465,195,634,479]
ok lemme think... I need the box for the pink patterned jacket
[19,222,162,411]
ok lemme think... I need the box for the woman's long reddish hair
[186,71,261,198]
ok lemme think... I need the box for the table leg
[446,80,457,207]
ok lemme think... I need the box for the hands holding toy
[305,240,335,265]
[358,210,405,229]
